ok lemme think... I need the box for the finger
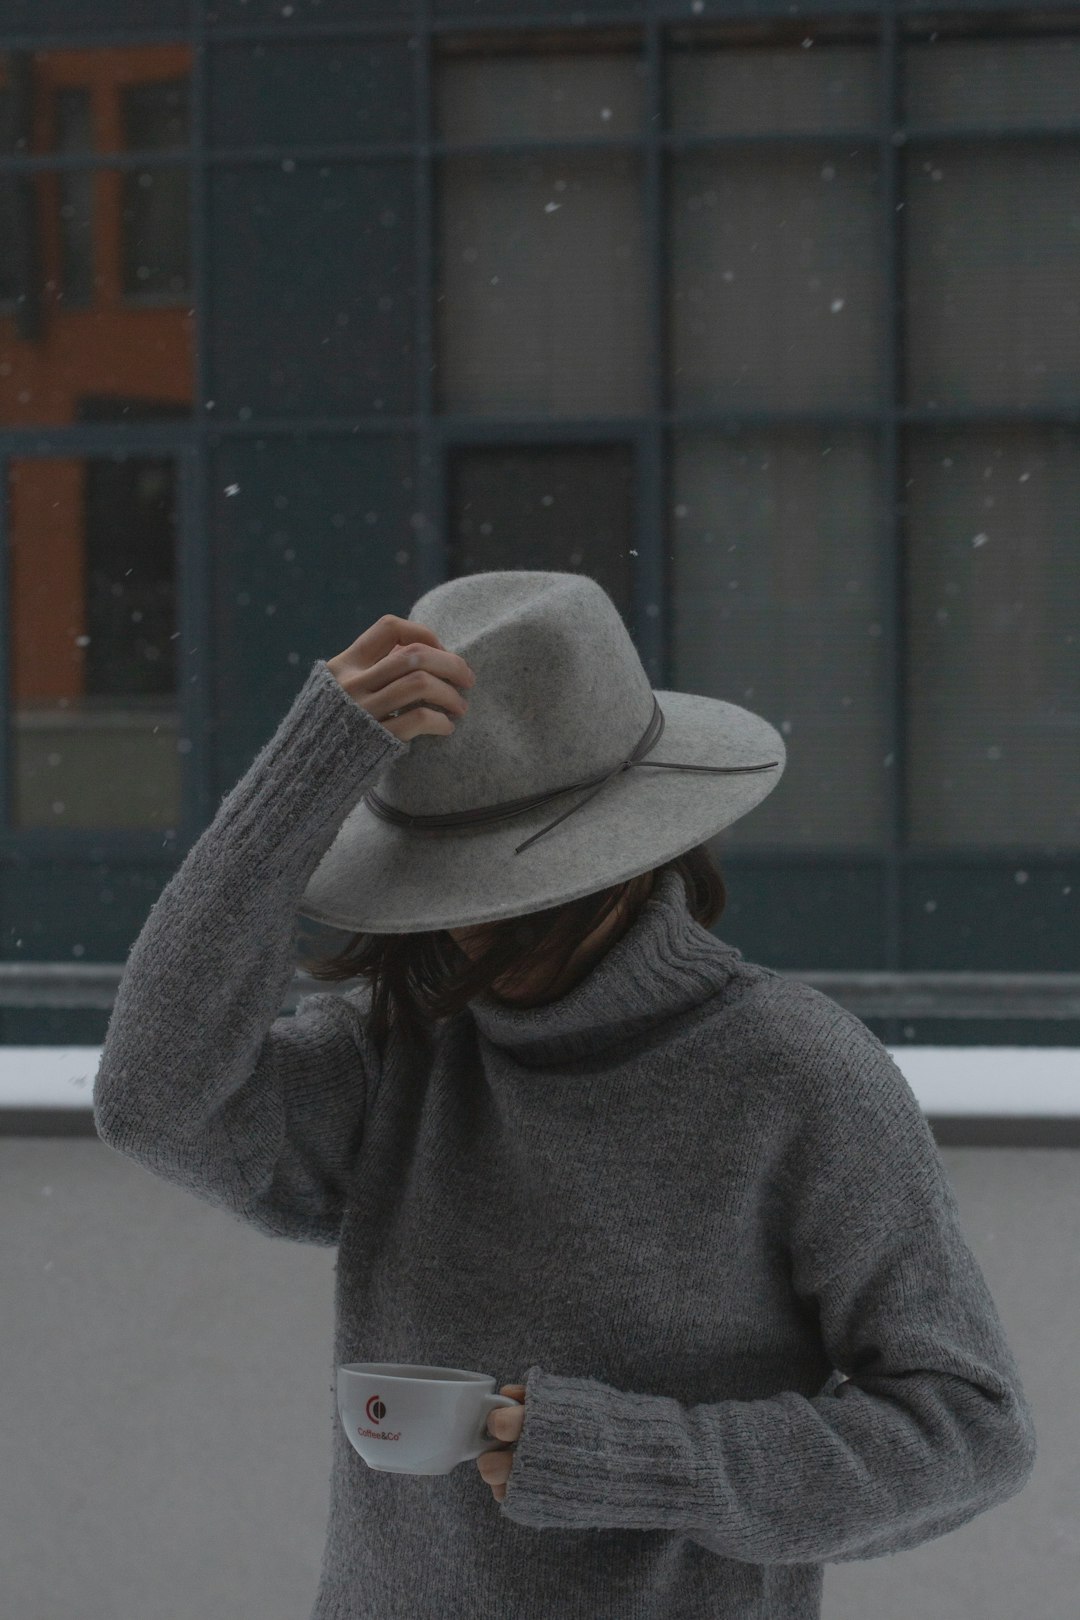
[356,615,444,665]
[488,1406,525,1441]
[477,1451,513,1484]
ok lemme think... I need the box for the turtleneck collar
[466,866,744,1067]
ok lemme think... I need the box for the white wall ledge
[1,1044,1077,1116]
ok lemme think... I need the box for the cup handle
[460,1392,521,1463]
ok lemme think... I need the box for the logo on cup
[366,1394,386,1423]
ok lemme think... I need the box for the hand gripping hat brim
[297,570,787,935]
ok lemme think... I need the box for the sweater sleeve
[500,996,1038,1561]
[92,658,408,1246]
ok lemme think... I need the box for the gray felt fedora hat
[297,569,787,935]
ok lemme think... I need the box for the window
[1,12,1076,1036]
[0,45,194,427]
[435,37,650,416]
[120,77,191,302]
[670,427,887,851]
[6,452,181,830]
[54,86,94,307]
[429,16,1080,886]
[0,60,31,316]
[447,443,636,618]
[905,427,1080,847]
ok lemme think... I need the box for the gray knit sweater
[93,658,1037,1620]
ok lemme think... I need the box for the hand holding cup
[477,1384,527,1502]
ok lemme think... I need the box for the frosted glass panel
[668,43,878,135]
[436,50,646,141]
[904,143,1080,409]
[904,36,1080,129]
[669,147,883,410]
[437,151,648,415]
[905,429,1080,848]
[670,429,887,850]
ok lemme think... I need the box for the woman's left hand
[476,1383,527,1501]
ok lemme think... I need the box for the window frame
[0,5,1077,1102]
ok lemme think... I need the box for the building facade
[1,2,1078,1094]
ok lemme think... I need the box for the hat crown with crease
[378,570,653,819]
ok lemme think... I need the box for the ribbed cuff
[500,1364,703,1535]
[213,658,409,873]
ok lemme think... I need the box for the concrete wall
[3,1138,1074,1620]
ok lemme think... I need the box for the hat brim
[296,689,786,935]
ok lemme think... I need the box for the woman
[93,570,1036,1620]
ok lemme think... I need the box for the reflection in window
[670,429,887,850]
[6,456,181,830]
[0,56,32,322]
[55,85,94,307]
[120,77,191,301]
[0,44,194,427]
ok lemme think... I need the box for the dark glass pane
[437,151,648,416]
[55,87,94,308]
[670,428,888,851]
[210,435,418,793]
[667,40,878,135]
[669,146,883,410]
[0,184,17,299]
[210,42,415,147]
[208,163,414,417]
[436,45,646,141]
[120,79,191,302]
[121,78,189,150]
[904,33,1080,130]
[6,455,180,830]
[905,427,1080,849]
[120,166,191,300]
[719,860,887,970]
[54,86,92,151]
[0,58,32,312]
[447,444,635,622]
[904,142,1080,409]
[904,864,1080,972]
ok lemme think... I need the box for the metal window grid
[0,0,1077,1040]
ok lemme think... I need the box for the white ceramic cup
[337,1362,521,1476]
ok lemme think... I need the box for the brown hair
[298,842,727,1069]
